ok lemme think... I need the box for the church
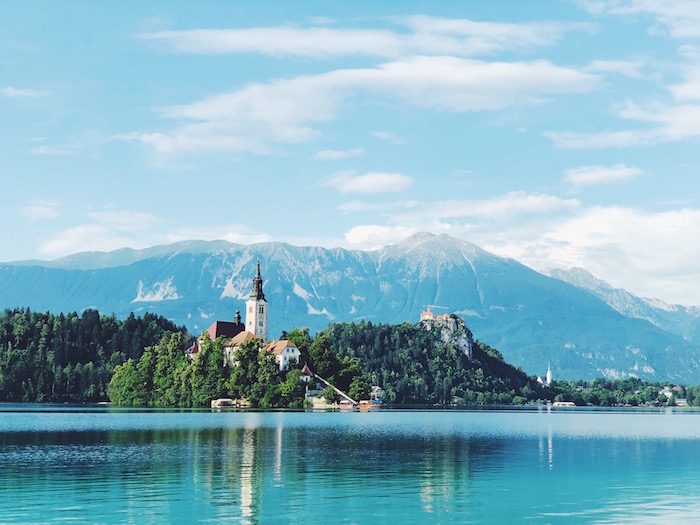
[188,261,301,371]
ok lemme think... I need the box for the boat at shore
[359,399,385,410]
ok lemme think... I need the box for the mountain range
[2,233,699,382]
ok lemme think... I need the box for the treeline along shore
[1,307,697,408]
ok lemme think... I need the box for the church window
[259,306,264,314]
[248,306,252,313]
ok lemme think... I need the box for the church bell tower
[245,260,268,341]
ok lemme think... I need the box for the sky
[1,0,699,305]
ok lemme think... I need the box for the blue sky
[1,1,699,305]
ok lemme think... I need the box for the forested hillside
[319,320,546,405]
[0,307,188,402]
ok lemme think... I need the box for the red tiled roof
[206,320,245,341]
[229,330,258,346]
[266,339,298,356]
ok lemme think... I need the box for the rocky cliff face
[420,317,473,360]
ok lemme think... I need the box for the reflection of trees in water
[0,421,512,522]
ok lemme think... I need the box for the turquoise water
[2,406,700,523]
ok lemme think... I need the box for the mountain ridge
[1,233,698,382]
[542,266,700,343]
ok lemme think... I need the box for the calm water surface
[1,405,700,524]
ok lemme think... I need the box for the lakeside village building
[186,261,305,374]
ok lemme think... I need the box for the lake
[1,405,700,524]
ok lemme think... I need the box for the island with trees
[2,306,699,409]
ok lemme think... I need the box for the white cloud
[392,191,580,223]
[120,57,600,155]
[579,0,700,39]
[140,27,404,58]
[564,163,643,186]
[163,225,274,245]
[38,225,139,257]
[30,145,75,156]
[583,59,644,78]
[37,217,273,259]
[525,206,700,304]
[366,57,601,112]
[344,224,418,248]
[338,200,420,213]
[546,101,700,148]
[547,62,700,148]
[87,210,160,232]
[323,171,414,193]
[23,202,60,222]
[401,16,590,56]
[37,209,160,258]
[139,17,585,59]
[0,86,50,98]
[678,44,700,60]
[341,200,700,304]
[314,148,364,160]
[372,131,406,145]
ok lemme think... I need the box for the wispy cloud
[526,205,700,303]
[392,191,580,223]
[39,225,138,257]
[30,145,75,156]
[564,163,643,186]
[322,171,414,193]
[138,16,588,59]
[314,148,364,160]
[547,60,700,148]
[37,212,271,258]
[163,225,274,245]
[87,210,160,232]
[339,199,700,304]
[583,59,644,78]
[23,202,60,222]
[338,200,420,213]
[578,0,700,39]
[344,224,418,248]
[546,101,700,148]
[37,209,160,257]
[372,131,405,145]
[0,86,50,98]
[119,57,600,155]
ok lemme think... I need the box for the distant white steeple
[546,362,552,386]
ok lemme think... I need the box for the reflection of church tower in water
[246,260,268,342]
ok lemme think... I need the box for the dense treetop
[3,307,698,408]
[0,307,188,402]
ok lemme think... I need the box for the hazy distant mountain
[542,267,700,344]
[2,233,699,382]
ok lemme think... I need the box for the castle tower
[245,260,268,341]
[546,362,552,386]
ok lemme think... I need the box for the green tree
[107,359,147,406]
[348,375,370,401]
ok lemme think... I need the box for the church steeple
[249,259,266,301]
[245,260,268,341]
